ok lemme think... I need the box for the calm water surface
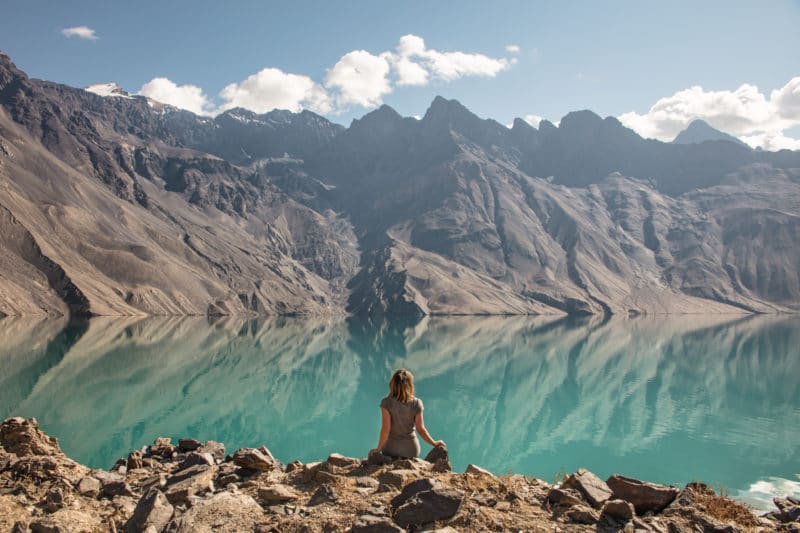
[1,314,798,511]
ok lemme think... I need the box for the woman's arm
[370,407,392,454]
[415,411,445,447]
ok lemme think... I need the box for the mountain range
[1,51,799,317]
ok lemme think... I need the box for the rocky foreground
[0,418,796,532]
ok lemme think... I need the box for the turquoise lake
[1,314,798,512]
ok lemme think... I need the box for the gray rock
[178,438,202,452]
[465,464,496,478]
[390,478,442,509]
[606,474,679,514]
[258,484,299,504]
[393,487,464,528]
[546,487,585,508]
[327,452,360,468]
[423,444,451,473]
[601,499,635,522]
[164,465,215,505]
[177,452,215,471]
[102,480,136,498]
[562,468,613,508]
[378,469,416,489]
[307,484,338,506]
[565,504,600,524]
[29,520,68,533]
[127,450,144,470]
[44,488,65,513]
[76,476,101,497]
[197,440,225,462]
[125,488,174,533]
[351,514,404,533]
[356,477,380,489]
[232,447,277,472]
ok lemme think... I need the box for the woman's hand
[433,440,446,448]
[368,448,380,457]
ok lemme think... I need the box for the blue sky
[2,0,799,148]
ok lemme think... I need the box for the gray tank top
[380,396,423,440]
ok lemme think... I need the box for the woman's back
[380,396,423,440]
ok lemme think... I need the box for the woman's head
[389,368,415,402]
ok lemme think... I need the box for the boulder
[0,418,63,457]
[178,452,215,471]
[102,480,135,498]
[174,492,263,533]
[127,450,143,470]
[565,504,600,524]
[357,476,380,489]
[258,484,299,504]
[178,438,202,452]
[351,514,404,533]
[124,488,174,533]
[44,488,66,513]
[366,451,393,466]
[606,474,679,514]
[391,478,442,509]
[378,469,417,489]
[393,487,464,528]
[308,484,338,506]
[150,437,175,458]
[562,468,612,508]
[601,499,635,522]
[465,464,496,479]
[76,476,101,497]
[197,440,225,462]
[232,448,277,472]
[546,487,585,508]
[423,444,451,473]
[327,452,360,468]
[164,465,215,505]
[389,458,432,472]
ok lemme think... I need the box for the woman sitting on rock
[370,368,445,459]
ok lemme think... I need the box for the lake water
[1,314,798,512]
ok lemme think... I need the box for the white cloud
[505,44,521,54]
[740,131,800,151]
[136,34,516,115]
[61,26,98,40]
[138,78,214,115]
[325,50,393,108]
[523,114,544,128]
[219,67,331,114]
[391,34,512,84]
[619,78,800,150]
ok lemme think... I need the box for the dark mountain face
[1,51,799,317]
[672,119,747,146]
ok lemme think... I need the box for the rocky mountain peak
[673,119,746,146]
[84,82,131,98]
[558,109,605,131]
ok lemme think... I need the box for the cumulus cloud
[739,131,800,151]
[136,34,515,115]
[219,68,331,114]
[139,78,214,115]
[619,77,800,150]
[505,44,521,54]
[523,114,544,128]
[61,26,98,40]
[392,34,512,84]
[325,50,393,108]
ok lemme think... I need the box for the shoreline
[1,418,796,532]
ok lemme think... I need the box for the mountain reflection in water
[1,314,798,505]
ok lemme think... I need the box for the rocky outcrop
[0,417,786,532]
